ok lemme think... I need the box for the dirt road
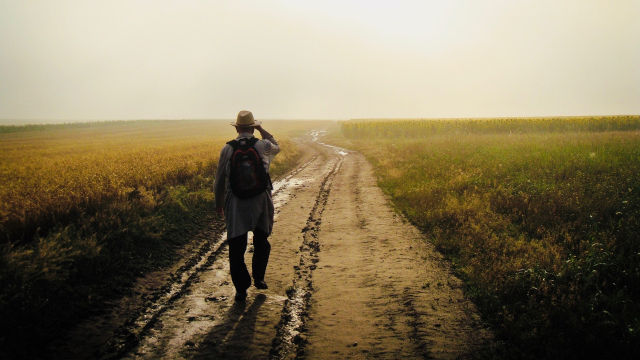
[69,135,491,359]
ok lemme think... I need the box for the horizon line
[1,114,639,126]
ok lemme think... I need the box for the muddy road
[62,135,492,359]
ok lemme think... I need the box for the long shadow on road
[190,294,267,359]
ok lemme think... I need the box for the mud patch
[99,234,229,359]
[269,157,344,360]
[97,141,334,359]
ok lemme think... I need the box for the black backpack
[227,137,272,199]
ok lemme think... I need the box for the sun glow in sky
[1,0,639,121]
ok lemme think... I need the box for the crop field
[0,120,322,243]
[0,119,327,352]
[336,116,640,358]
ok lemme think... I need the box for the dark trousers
[228,228,271,291]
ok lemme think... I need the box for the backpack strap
[244,137,273,190]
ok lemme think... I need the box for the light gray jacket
[213,132,280,238]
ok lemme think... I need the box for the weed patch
[335,119,640,358]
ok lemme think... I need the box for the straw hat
[231,110,262,127]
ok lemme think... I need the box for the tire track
[272,155,318,196]
[100,234,229,359]
[401,288,431,359]
[268,155,344,360]
[302,150,493,359]
[99,148,321,359]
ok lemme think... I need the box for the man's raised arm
[256,125,280,157]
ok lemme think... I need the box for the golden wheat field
[0,119,328,352]
[0,120,326,243]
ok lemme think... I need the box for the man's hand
[256,125,271,139]
[216,206,224,217]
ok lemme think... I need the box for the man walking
[214,110,280,301]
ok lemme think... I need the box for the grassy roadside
[327,118,640,359]
[0,120,312,358]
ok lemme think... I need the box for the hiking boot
[254,280,268,289]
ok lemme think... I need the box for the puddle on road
[318,142,349,156]
[310,130,326,142]
[272,177,313,212]
[111,131,349,359]
[119,168,316,357]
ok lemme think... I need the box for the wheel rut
[98,225,229,359]
[269,156,343,359]
[96,141,343,359]
[302,150,493,359]
[64,134,493,359]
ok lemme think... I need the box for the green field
[334,116,640,358]
[0,119,326,354]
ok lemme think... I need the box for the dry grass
[0,119,326,356]
[334,118,640,358]
[1,120,316,243]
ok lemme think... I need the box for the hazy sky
[1,0,639,120]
